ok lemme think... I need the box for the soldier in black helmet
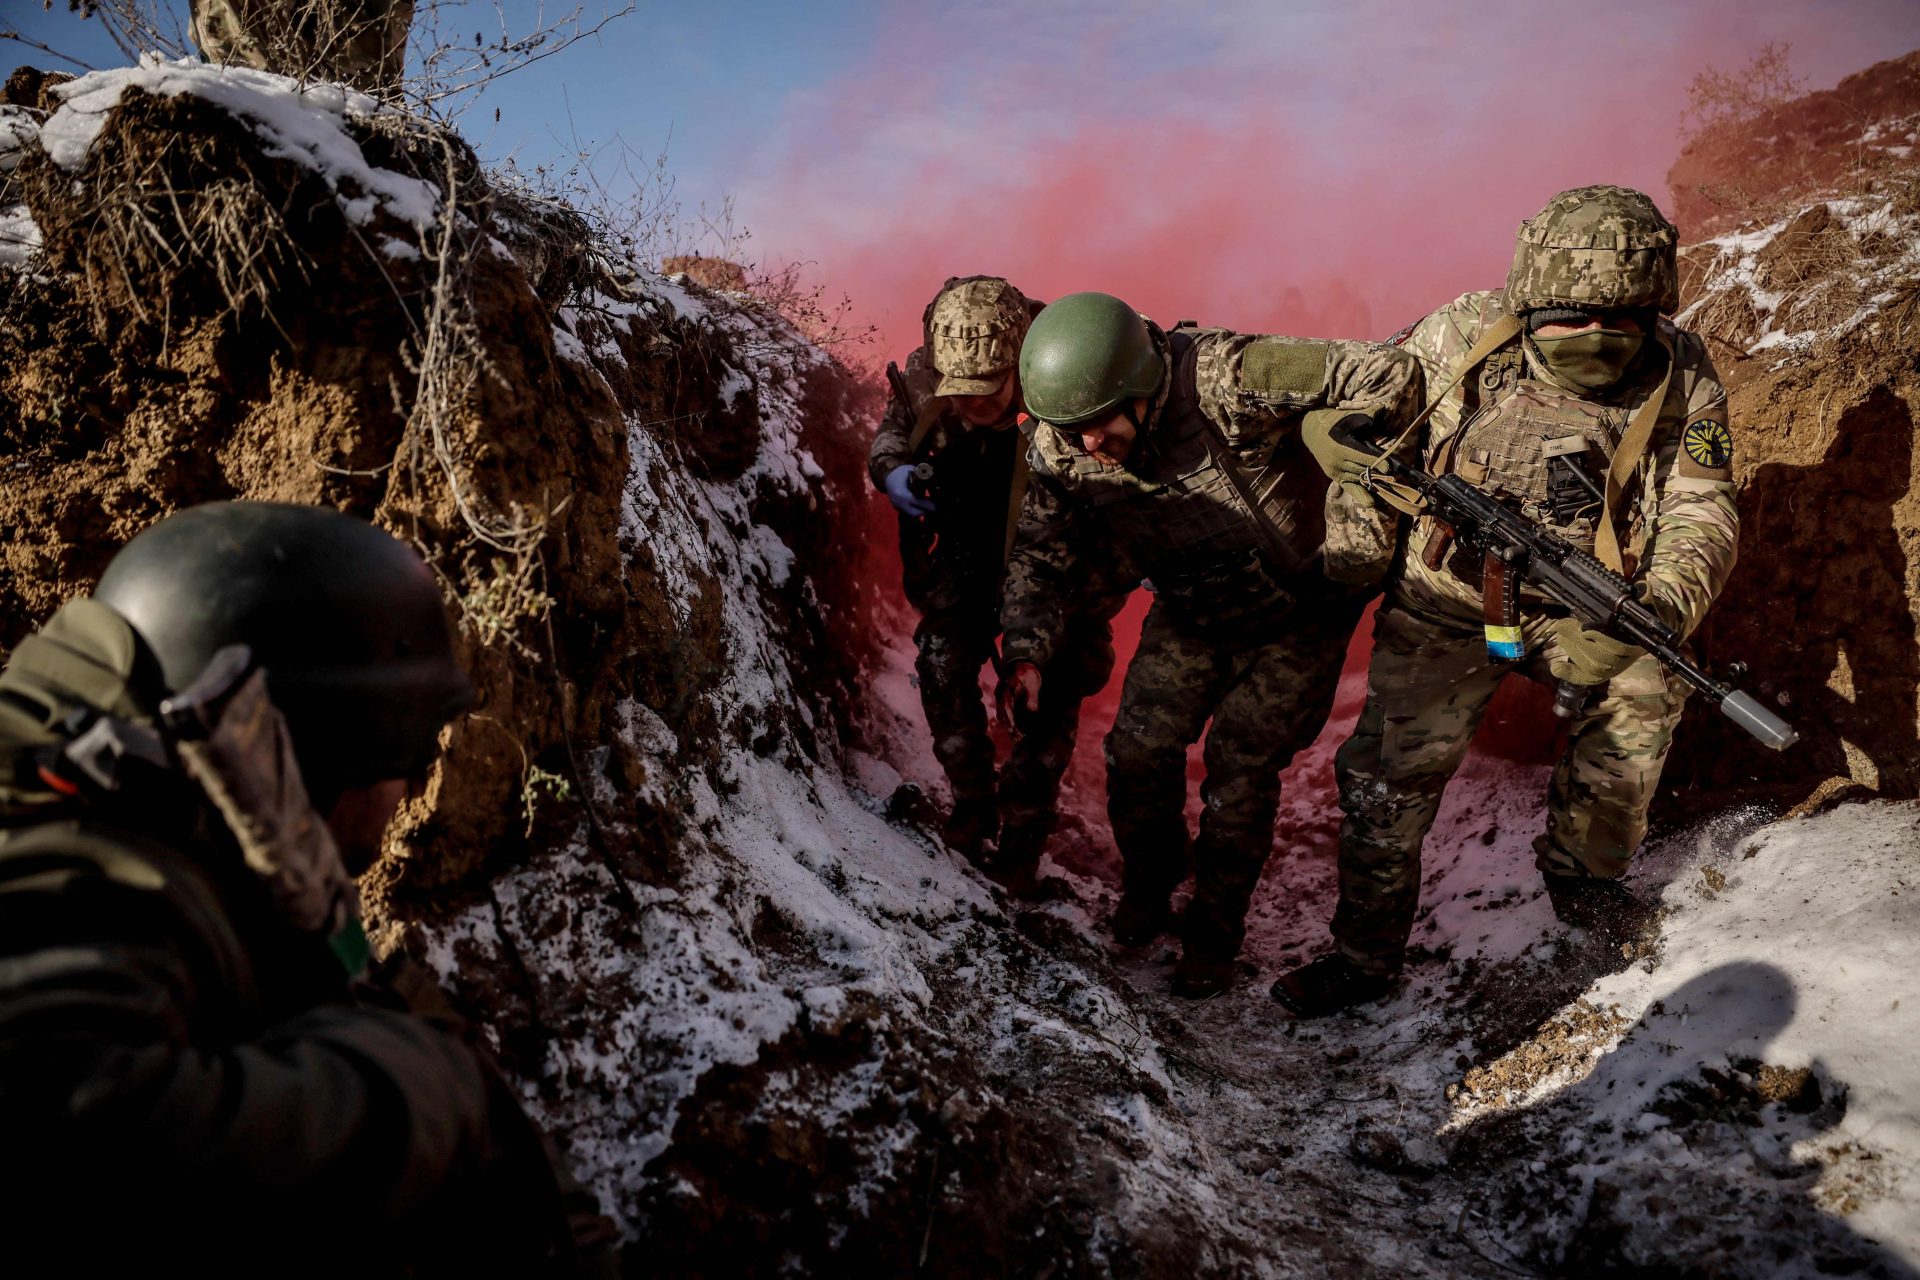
[0,502,610,1275]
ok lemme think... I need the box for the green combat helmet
[1018,291,1163,426]
[1505,184,1680,316]
[928,276,1032,396]
[93,502,474,803]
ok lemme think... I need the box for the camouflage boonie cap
[928,277,1031,396]
[1506,185,1680,316]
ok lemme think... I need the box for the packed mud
[0,48,1916,1280]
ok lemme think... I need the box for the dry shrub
[20,88,310,343]
[1680,42,1806,142]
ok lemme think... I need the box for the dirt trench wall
[0,65,872,914]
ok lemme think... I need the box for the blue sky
[11,1,1920,347]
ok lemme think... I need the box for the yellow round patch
[1683,419,1733,469]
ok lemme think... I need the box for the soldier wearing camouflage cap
[869,277,1126,883]
[1002,292,1422,998]
[1274,185,1741,1018]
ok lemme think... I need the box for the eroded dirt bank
[0,54,1916,1279]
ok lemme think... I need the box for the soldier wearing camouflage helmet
[0,502,612,1272]
[1274,185,1741,1018]
[1002,291,1422,997]
[870,277,1127,883]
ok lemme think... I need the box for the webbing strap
[1362,314,1525,518]
[905,395,947,456]
[1003,432,1033,567]
[1593,330,1676,573]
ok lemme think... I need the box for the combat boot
[980,822,1046,898]
[1109,890,1176,947]
[942,794,999,861]
[1170,951,1235,999]
[1269,954,1397,1019]
[1544,873,1653,944]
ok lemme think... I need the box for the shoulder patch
[1383,320,1418,347]
[1680,417,1734,477]
[1240,338,1328,398]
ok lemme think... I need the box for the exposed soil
[2,53,1916,1280]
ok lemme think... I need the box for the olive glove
[1549,617,1645,687]
[1301,410,1385,485]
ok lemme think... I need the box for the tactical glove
[1549,617,1645,687]
[1301,410,1385,485]
[995,660,1043,733]
[884,464,936,517]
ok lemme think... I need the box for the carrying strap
[1195,416,1315,575]
[1003,423,1033,567]
[1593,329,1676,573]
[1363,313,1525,518]
[905,394,947,456]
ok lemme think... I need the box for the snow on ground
[413,241,1920,1270]
[36,57,439,229]
[1678,149,1920,359]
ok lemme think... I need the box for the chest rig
[1043,329,1325,630]
[1411,315,1674,656]
[1447,356,1625,556]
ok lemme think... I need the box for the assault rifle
[1329,418,1797,751]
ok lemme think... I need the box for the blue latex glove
[884,464,936,517]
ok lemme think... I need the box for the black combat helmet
[94,502,474,801]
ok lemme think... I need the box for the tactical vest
[1044,329,1326,629]
[1424,324,1671,603]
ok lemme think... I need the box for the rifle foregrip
[1719,690,1799,751]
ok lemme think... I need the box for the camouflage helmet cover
[927,276,1032,396]
[1505,184,1680,316]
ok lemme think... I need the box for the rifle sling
[905,396,947,457]
[1195,418,1314,576]
[1003,442,1032,568]
[1363,314,1525,520]
[1593,330,1675,574]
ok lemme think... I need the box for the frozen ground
[380,92,1919,1273]
[402,236,1920,1267]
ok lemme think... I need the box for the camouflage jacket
[1002,325,1421,665]
[1392,291,1738,639]
[0,607,574,1272]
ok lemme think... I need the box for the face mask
[1529,329,1643,390]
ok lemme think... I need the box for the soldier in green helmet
[871,277,1126,884]
[1002,291,1422,997]
[1273,185,1742,1018]
[0,502,611,1273]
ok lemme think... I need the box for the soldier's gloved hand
[884,464,936,517]
[1549,617,1645,687]
[1301,410,1385,485]
[995,661,1043,733]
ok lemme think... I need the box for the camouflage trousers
[191,0,414,92]
[1332,602,1691,974]
[914,576,1115,837]
[1105,586,1365,961]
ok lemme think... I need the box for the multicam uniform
[869,289,1123,859]
[1331,239,1740,974]
[1004,323,1420,961]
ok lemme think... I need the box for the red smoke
[766,5,1919,796]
